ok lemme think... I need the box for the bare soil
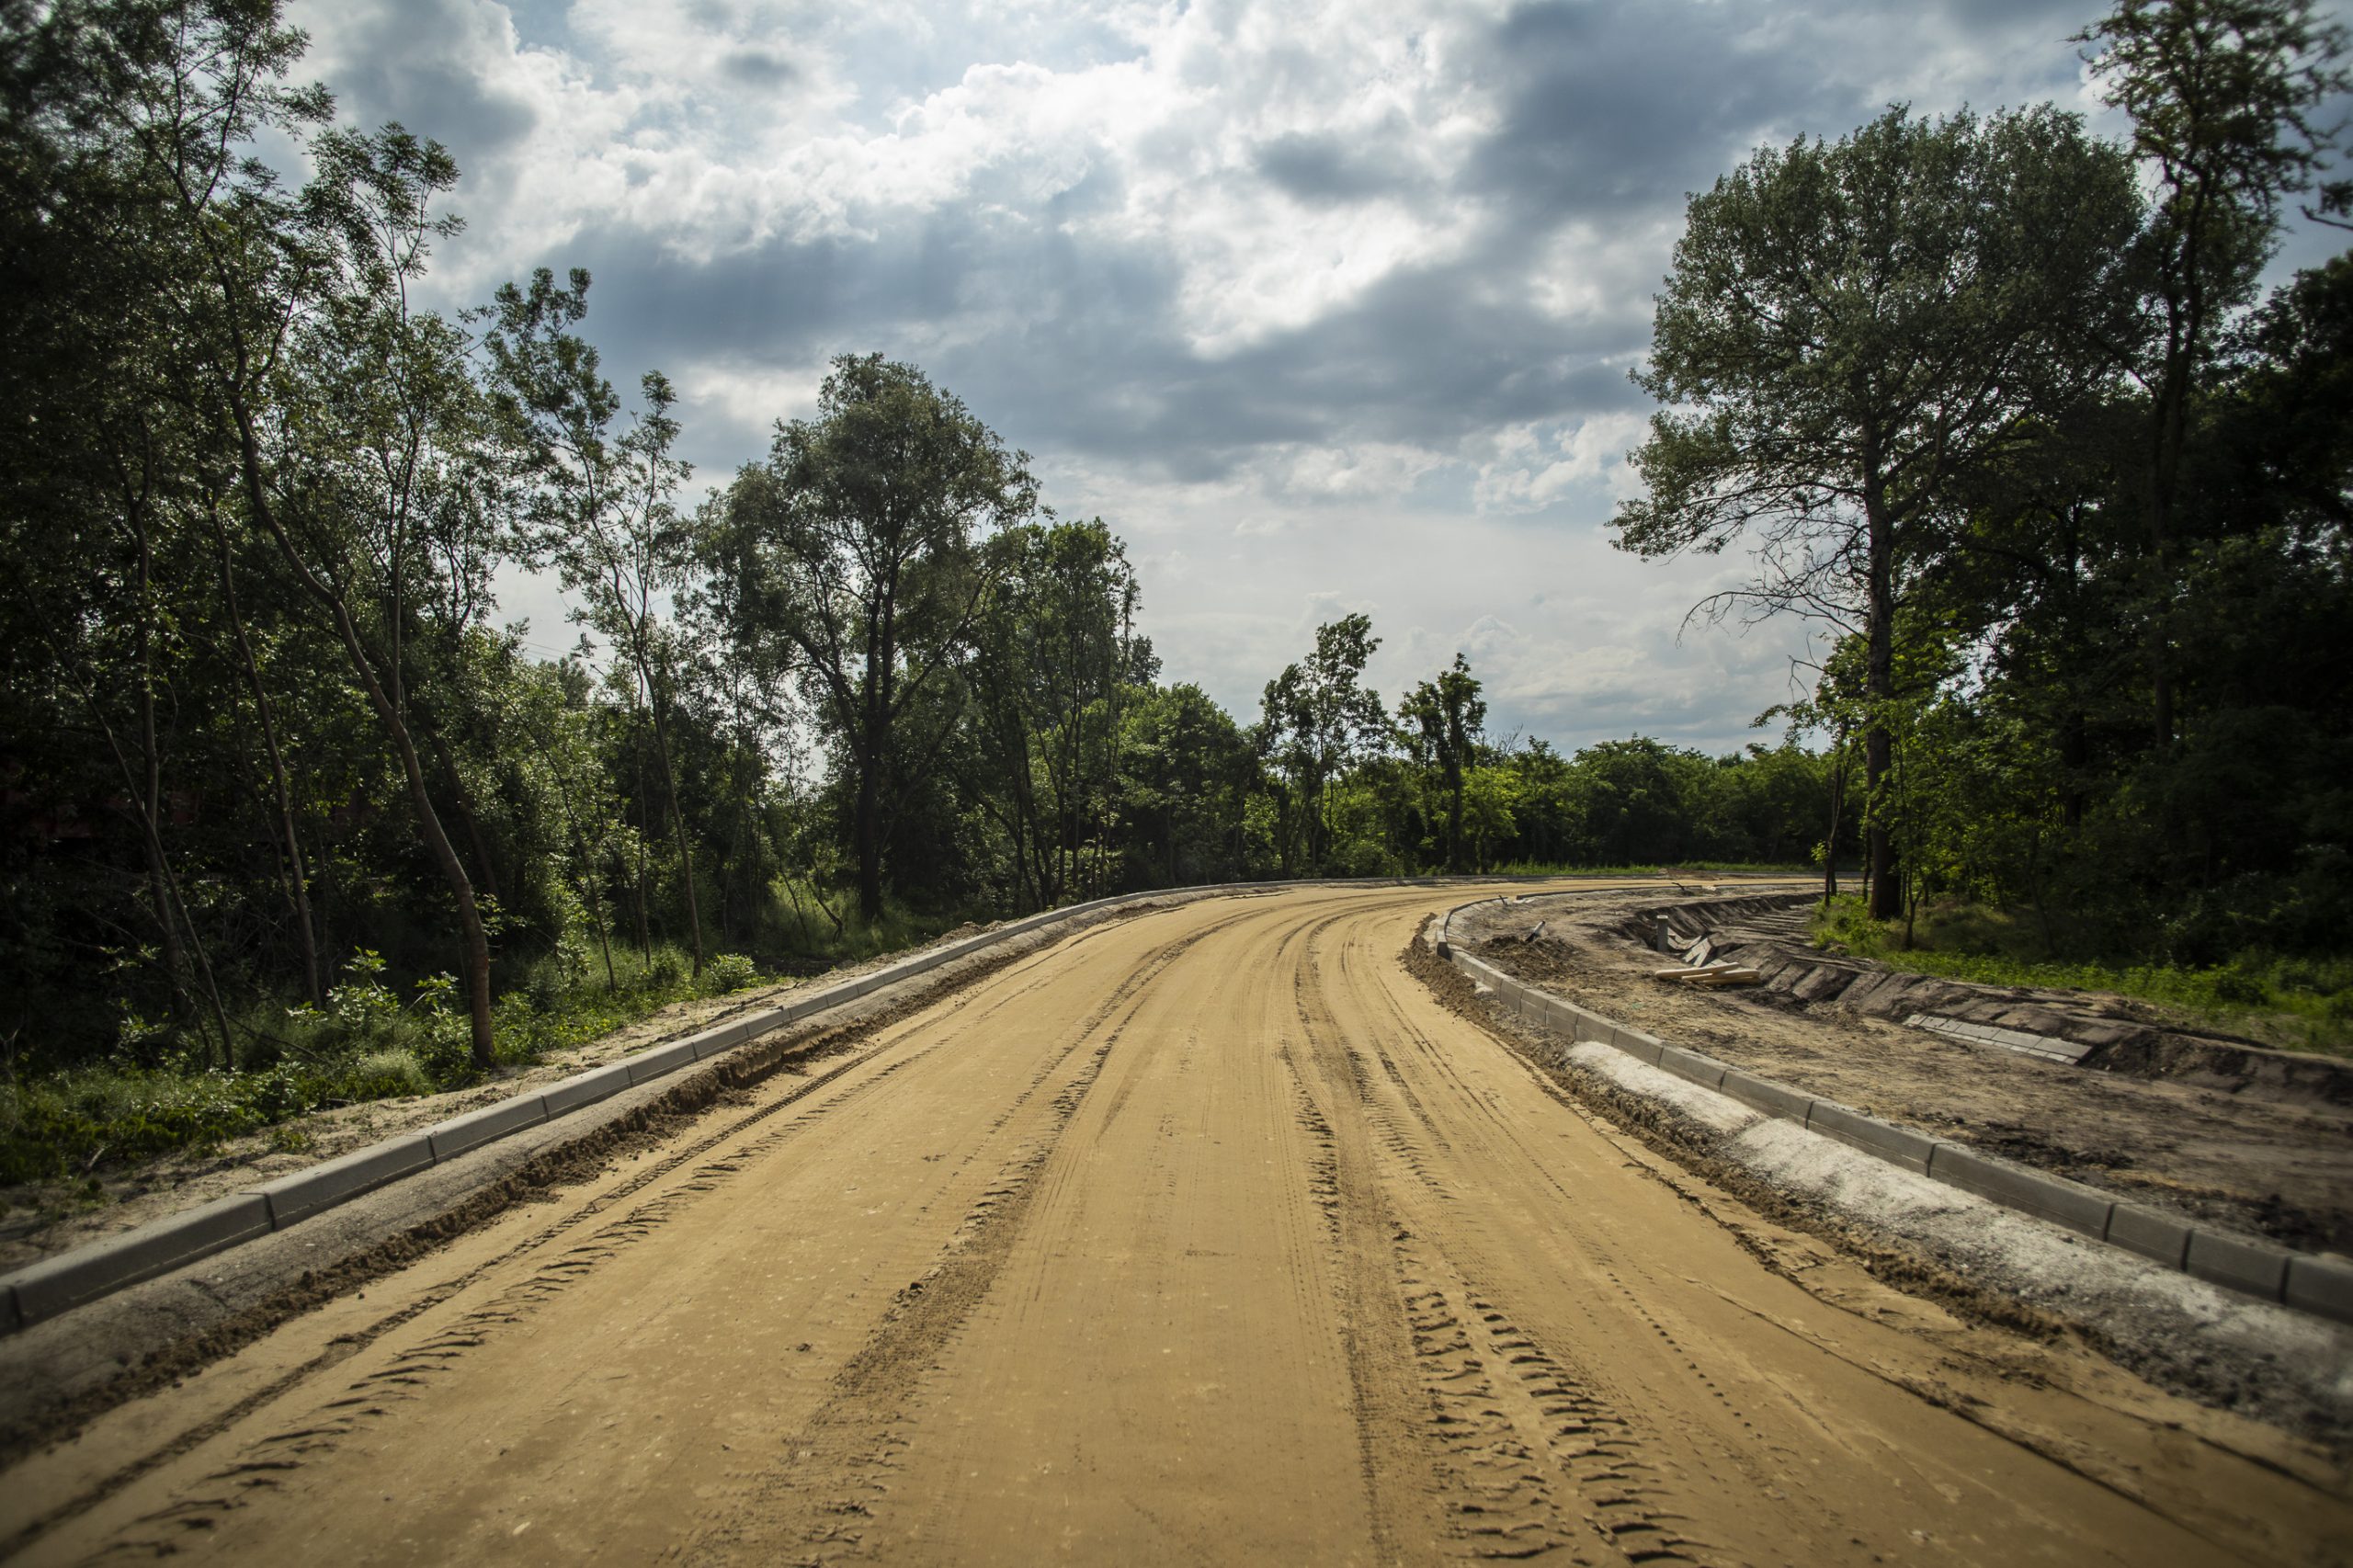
[2,882,2344,1565]
[1458,890,2353,1255]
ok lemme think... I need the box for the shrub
[339,1049,430,1100]
[644,946,691,990]
[701,952,760,994]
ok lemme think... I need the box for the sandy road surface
[6,884,2347,1566]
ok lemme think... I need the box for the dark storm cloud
[314,0,540,162]
[545,188,1654,491]
[1254,131,1416,206]
[312,0,2144,497]
[719,49,801,88]
[1469,1,1845,222]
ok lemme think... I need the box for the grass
[0,943,766,1192]
[1810,895,2353,1060]
[0,892,995,1199]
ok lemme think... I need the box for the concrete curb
[0,873,1534,1338]
[1436,910,2353,1329]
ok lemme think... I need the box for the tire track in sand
[82,915,1242,1563]
[665,916,1235,1566]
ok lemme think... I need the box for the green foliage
[1811,895,2353,1057]
[340,1049,431,1100]
[700,952,760,994]
[0,1068,281,1186]
[0,935,767,1191]
[5,0,2348,1195]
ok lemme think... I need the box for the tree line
[1617,0,2352,963]
[0,0,1847,1089]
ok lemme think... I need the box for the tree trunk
[630,740,654,960]
[135,658,196,1040]
[425,722,501,903]
[855,723,887,923]
[211,512,324,1006]
[642,661,704,975]
[1446,761,1466,875]
[1823,743,1847,906]
[1863,477,1902,922]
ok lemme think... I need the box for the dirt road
[6,884,2346,1565]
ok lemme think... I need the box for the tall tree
[1613,105,2142,918]
[715,355,1039,920]
[1262,613,1386,871]
[2075,0,2348,745]
[486,268,707,975]
[1400,653,1485,872]
[253,125,506,1066]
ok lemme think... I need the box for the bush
[701,952,760,994]
[338,1049,430,1100]
[1,1066,285,1185]
[644,945,691,990]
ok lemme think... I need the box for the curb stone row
[0,874,1522,1338]
[1432,902,2353,1328]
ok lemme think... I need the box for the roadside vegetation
[2,0,2347,1200]
[1812,897,2353,1059]
[1613,4,2352,1052]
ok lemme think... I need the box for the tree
[1614,104,2142,918]
[1261,613,1386,871]
[714,355,1039,921]
[1399,653,1485,871]
[250,126,506,1067]
[1119,683,1251,888]
[2076,0,2349,745]
[486,268,707,975]
[66,0,508,1068]
[964,518,1151,907]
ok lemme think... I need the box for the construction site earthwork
[2,877,2349,1565]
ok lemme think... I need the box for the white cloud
[1471,413,1649,515]
[284,0,2290,756]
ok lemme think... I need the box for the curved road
[9,884,2343,1564]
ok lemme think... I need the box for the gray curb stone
[693,1018,756,1059]
[1439,911,2348,1325]
[1611,1028,1666,1066]
[624,1038,703,1085]
[1802,1101,1937,1175]
[541,1061,633,1119]
[426,1095,550,1163]
[1656,1045,1729,1091]
[2187,1231,2291,1301]
[1717,1068,1816,1123]
[248,1135,434,1229]
[9,1194,273,1325]
[2105,1204,2194,1268]
[1927,1143,2114,1239]
[2286,1255,2353,1321]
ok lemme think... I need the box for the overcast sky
[286,0,2352,755]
